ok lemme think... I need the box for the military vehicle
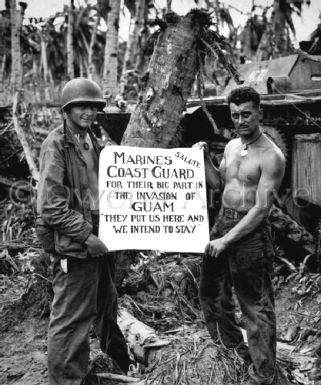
[181,53,321,233]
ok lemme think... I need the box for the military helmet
[61,77,106,111]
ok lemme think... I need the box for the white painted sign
[99,146,209,253]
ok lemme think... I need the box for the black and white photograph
[0,0,321,384]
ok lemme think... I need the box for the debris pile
[0,199,52,334]
[120,252,201,331]
[138,332,247,385]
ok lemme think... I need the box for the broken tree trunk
[67,0,75,79]
[10,0,23,92]
[40,29,51,83]
[116,10,218,320]
[87,15,100,82]
[121,10,211,148]
[12,91,39,181]
[120,0,145,96]
[102,0,121,100]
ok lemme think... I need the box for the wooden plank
[292,134,321,207]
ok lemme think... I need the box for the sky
[0,0,320,43]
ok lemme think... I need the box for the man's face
[229,101,260,138]
[67,104,98,130]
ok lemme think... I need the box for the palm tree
[102,0,121,101]
[39,26,52,82]
[272,0,302,55]
[0,7,10,85]
[73,3,100,77]
[44,16,67,82]
[254,0,309,60]
[120,0,146,96]
[10,0,24,91]
[240,7,268,61]
[35,3,104,82]
[196,0,238,93]
[67,0,75,79]
[88,9,100,81]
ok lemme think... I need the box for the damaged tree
[116,7,220,357]
[9,0,23,92]
[12,90,39,181]
[66,0,75,79]
[102,0,121,100]
[121,10,226,147]
[120,0,146,96]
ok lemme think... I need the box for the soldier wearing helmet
[36,78,130,385]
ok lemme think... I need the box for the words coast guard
[105,151,200,180]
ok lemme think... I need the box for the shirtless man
[195,86,285,385]
[36,78,130,385]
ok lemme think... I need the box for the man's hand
[193,141,209,153]
[194,141,222,191]
[193,141,213,162]
[85,234,109,257]
[205,237,228,258]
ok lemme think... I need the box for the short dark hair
[227,86,260,108]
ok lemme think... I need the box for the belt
[222,208,247,220]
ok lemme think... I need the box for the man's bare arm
[222,149,285,245]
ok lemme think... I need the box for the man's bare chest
[224,152,261,185]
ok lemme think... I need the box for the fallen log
[118,307,159,346]
[118,308,170,365]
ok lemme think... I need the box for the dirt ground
[1,260,321,385]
